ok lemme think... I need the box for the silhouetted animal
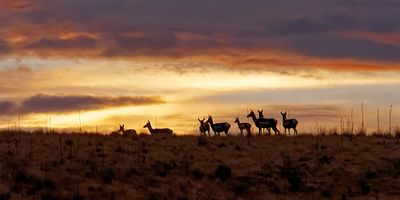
[143,120,173,135]
[257,109,270,133]
[281,112,298,136]
[198,118,210,136]
[247,110,280,135]
[234,117,251,136]
[258,109,264,118]
[119,124,137,136]
[206,115,230,136]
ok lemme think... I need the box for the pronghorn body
[234,117,251,136]
[206,115,230,136]
[198,118,210,136]
[143,121,173,135]
[281,112,298,136]
[119,124,137,137]
[247,110,280,135]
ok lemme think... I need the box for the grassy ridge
[0,131,399,199]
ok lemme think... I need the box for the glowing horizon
[1,0,400,134]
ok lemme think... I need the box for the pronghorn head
[234,117,240,123]
[247,110,255,118]
[281,112,287,120]
[258,110,264,118]
[198,118,206,124]
[206,115,213,124]
[119,124,125,132]
[143,120,151,128]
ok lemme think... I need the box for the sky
[0,0,400,134]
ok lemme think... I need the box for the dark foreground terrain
[0,131,400,200]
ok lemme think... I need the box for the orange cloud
[340,31,400,46]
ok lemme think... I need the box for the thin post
[351,107,354,134]
[377,108,380,132]
[361,102,364,132]
[389,105,392,134]
[79,110,82,133]
[340,116,343,134]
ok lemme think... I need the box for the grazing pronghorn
[281,112,298,136]
[234,117,251,136]
[247,110,280,135]
[206,115,230,136]
[198,118,210,136]
[143,120,173,135]
[119,124,137,136]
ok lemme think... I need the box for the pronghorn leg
[289,129,291,136]
[294,128,297,136]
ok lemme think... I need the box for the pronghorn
[234,117,251,136]
[257,109,270,133]
[247,110,280,135]
[143,120,173,135]
[258,109,264,119]
[119,124,137,136]
[198,118,210,136]
[281,112,298,136]
[206,115,230,136]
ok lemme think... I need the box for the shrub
[153,161,172,177]
[232,182,248,197]
[197,136,208,146]
[287,170,302,192]
[0,192,11,200]
[73,194,85,200]
[100,168,115,184]
[360,180,371,195]
[191,168,204,181]
[215,164,231,181]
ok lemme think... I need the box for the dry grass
[0,131,400,199]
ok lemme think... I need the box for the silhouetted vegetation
[0,130,398,199]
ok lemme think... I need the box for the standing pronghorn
[206,115,230,136]
[234,117,251,136]
[198,118,210,136]
[247,110,280,135]
[143,120,173,135]
[281,112,298,136]
[258,110,264,118]
[119,124,137,136]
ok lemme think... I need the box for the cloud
[0,39,10,53]
[26,36,99,51]
[0,101,17,114]
[0,94,165,115]
[0,0,399,71]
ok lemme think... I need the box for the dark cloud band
[0,94,165,115]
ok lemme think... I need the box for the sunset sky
[0,0,399,134]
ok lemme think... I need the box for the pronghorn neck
[208,118,214,126]
[146,123,153,131]
[249,114,257,122]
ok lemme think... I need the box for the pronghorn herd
[199,109,298,137]
[113,109,298,137]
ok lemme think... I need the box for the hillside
[0,131,399,199]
